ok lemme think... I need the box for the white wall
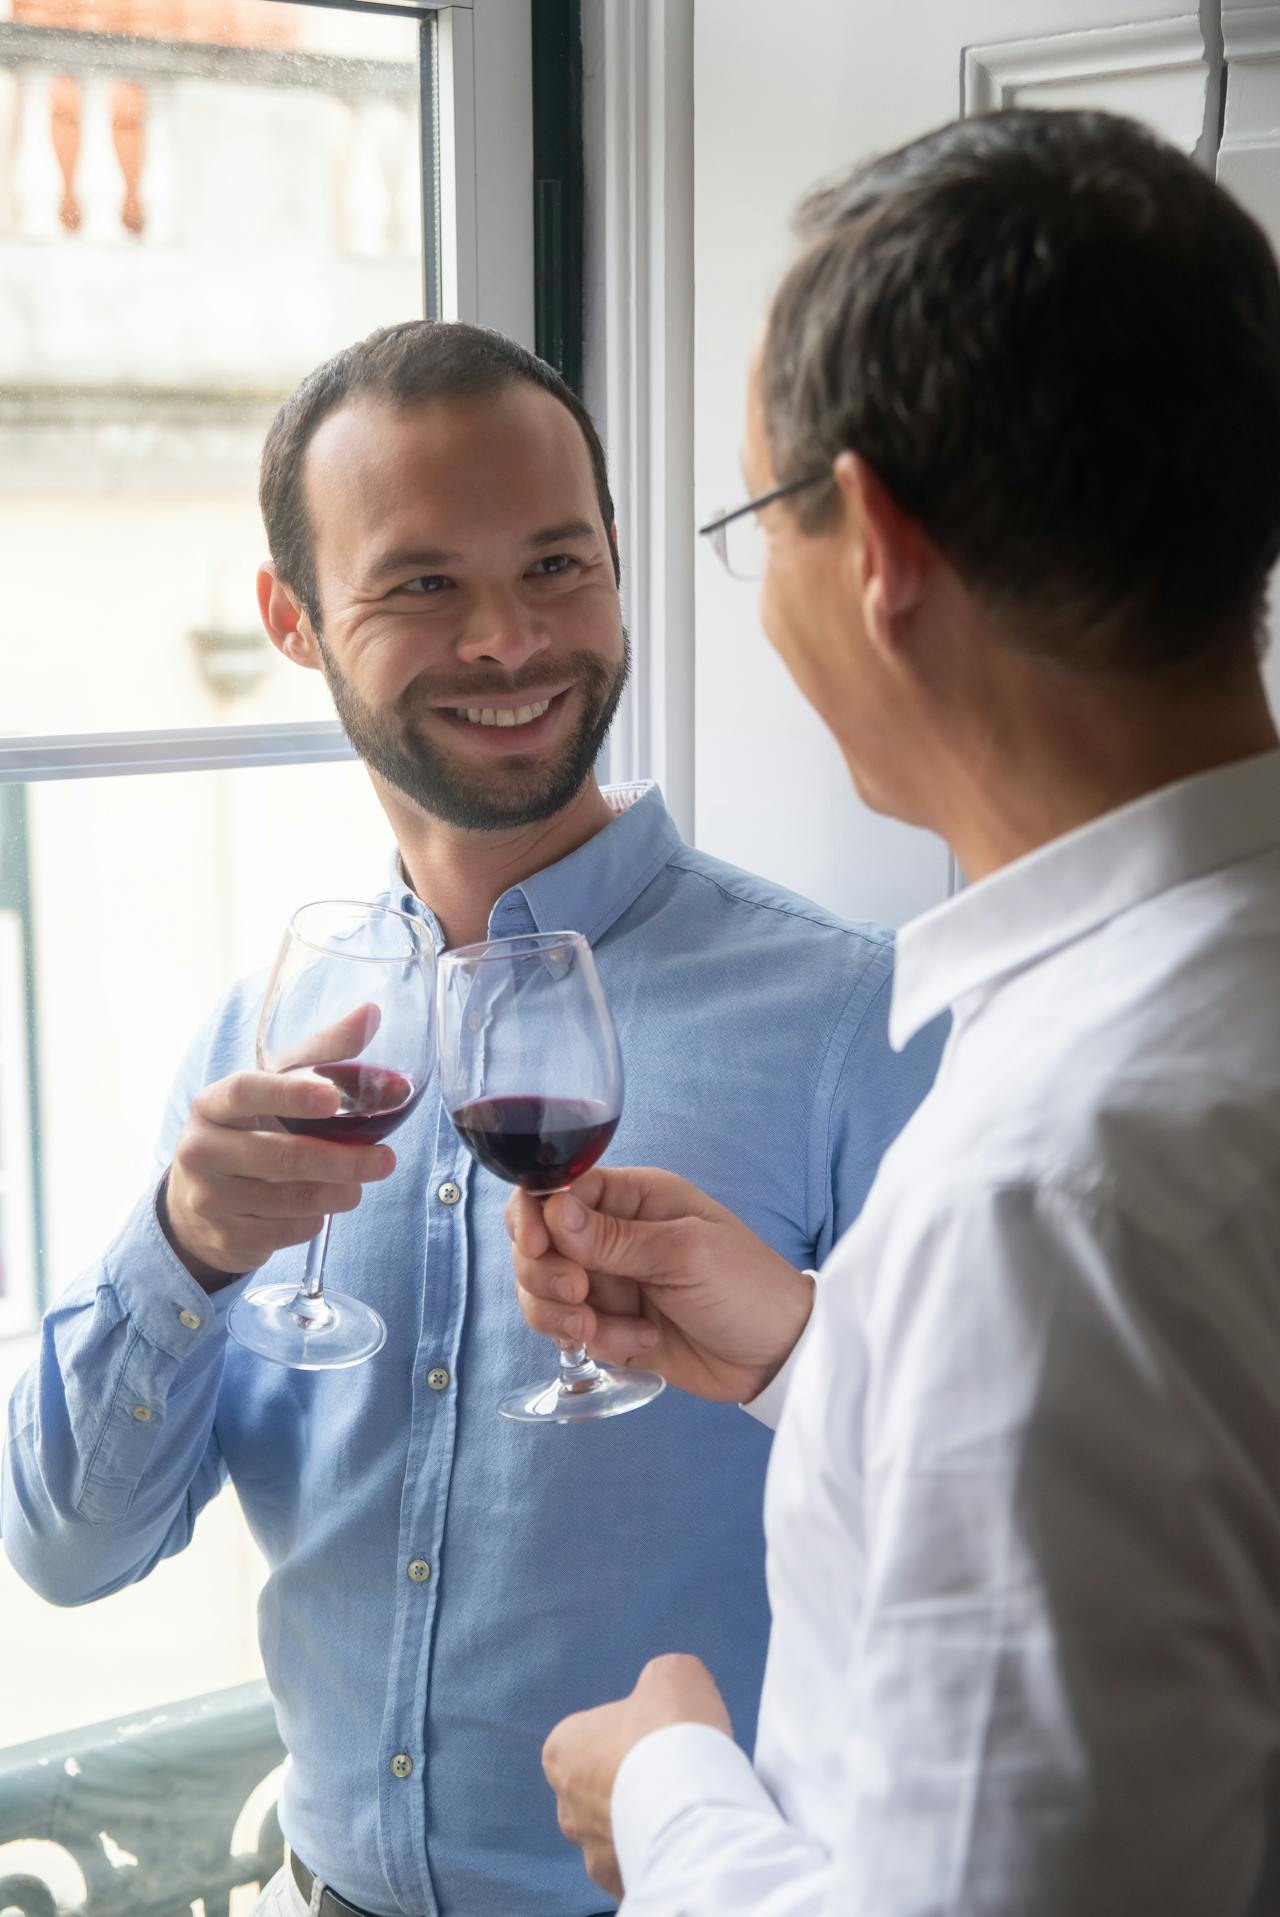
[691,0,1215,926]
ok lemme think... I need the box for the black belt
[289,1848,617,1916]
[291,1850,387,1917]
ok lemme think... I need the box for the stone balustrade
[0,23,421,258]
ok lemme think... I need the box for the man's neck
[889,653,1280,884]
[380,776,617,948]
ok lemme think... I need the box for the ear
[831,453,927,657]
[258,562,322,671]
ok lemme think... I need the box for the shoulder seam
[665,850,890,949]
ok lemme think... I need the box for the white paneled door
[1219,1,1280,715]
[692,1,1225,927]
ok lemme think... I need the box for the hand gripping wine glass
[436,929,665,1423]
[228,899,435,1370]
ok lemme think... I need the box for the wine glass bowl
[436,930,664,1423]
[228,898,435,1370]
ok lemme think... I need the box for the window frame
[0,0,535,1336]
[0,785,42,1335]
[0,0,534,793]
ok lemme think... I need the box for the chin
[840,749,904,822]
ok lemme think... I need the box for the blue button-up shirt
[2,785,943,1917]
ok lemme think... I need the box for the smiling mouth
[454,697,553,728]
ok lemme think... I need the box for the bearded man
[1,322,942,1917]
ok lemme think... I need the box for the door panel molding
[964,16,1213,155]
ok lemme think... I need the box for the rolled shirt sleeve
[1,1012,250,1606]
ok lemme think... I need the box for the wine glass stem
[300,1215,333,1300]
[558,1342,601,1392]
[536,1193,602,1392]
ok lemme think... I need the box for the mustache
[396,649,613,712]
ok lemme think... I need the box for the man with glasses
[513,110,1280,1914]
[1,320,942,1916]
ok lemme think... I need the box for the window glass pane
[1,0,435,736]
[0,757,391,1748]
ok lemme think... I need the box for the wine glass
[228,898,435,1370]
[436,929,665,1424]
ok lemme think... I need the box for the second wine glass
[436,929,665,1423]
[228,898,435,1371]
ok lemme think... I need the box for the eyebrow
[366,520,601,586]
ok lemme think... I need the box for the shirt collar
[386,781,683,950]
[890,748,1280,1050]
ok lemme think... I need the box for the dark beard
[316,636,631,831]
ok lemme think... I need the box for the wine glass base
[497,1365,665,1424]
[227,1283,387,1370]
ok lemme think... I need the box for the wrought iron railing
[0,1680,285,1917]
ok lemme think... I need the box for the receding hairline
[296,377,616,591]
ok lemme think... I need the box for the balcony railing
[0,22,420,256]
[0,1680,286,1917]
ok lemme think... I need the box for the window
[0,2,535,1902]
[0,786,41,1342]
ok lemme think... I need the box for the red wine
[280,1062,422,1144]
[451,1096,619,1192]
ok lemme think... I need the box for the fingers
[540,1188,696,1281]
[505,1188,552,1258]
[194,1171,371,1219]
[275,1001,383,1070]
[568,1164,713,1225]
[184,1079,396,1187]
[197,1070,341,1130]
[165,1069,396,1279]
[515,1281,658,1366]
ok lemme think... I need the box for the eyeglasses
[698,472,829,581]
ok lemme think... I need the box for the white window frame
[0,908,38,1339]
[0,0,533,793]
[583,0,696,837]
[0,0,534,1338]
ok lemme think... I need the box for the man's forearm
[2,1184,230,1605]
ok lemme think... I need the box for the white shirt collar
[890,747,1280,1050]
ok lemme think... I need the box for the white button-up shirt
[613,750,1280,1916]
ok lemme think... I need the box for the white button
[130,1404,154,1423]
[177,1308,202,1331]
[437,1181,461,1206]
[407,1559,432,1583]
[390,1753,414,1779]
[467,1011,483,1032]
[427,1367,450,1391]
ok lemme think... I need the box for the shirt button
[437,1180,462,1206]
[407,1559,432,1583]
[427,1367,450,1391]
[130,1404,154,1423]
[390,1753,414,1779]
[177,1308,202,1331]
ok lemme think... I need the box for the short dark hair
[259,320,620,622]
[762,109,1280,674]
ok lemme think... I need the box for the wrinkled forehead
[302,384,603,573]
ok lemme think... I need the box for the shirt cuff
[613,1723,777,1894]
[738,1269,820,1430]
[104,1177,254,1359]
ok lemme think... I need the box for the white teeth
[455,698,553,727]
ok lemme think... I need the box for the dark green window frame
[532,0,583,393]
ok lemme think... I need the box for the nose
[456,589,551,674]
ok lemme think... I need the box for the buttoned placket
[367,895,451,1917]
[374,888,541,1915]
